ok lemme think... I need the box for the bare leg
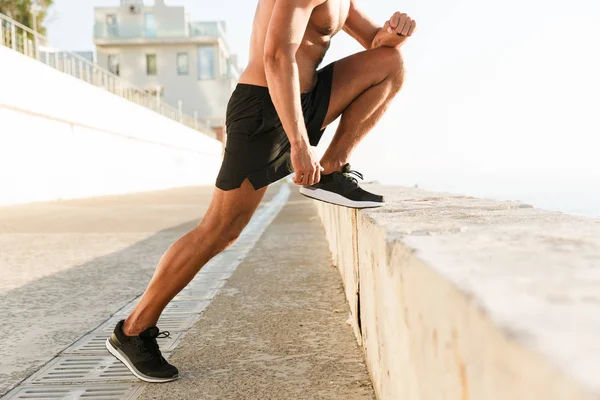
[320,47,405,174]
[123,179,267,336]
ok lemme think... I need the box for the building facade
[94,0,239,129]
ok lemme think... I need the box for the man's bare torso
[239,0,350,92]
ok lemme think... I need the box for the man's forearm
[264,55,309,147]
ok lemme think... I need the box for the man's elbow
[263,48,295,71]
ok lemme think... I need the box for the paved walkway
[140,192,374,400]
[0,185,374,399]
[0,186,219,394]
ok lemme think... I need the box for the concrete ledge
[315,185,600,400]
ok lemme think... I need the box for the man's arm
[264,0,326,186]
[343,1,416,50]
[342,1,381,49]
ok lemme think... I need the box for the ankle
[320,161,345,175]
[122,317,145,337]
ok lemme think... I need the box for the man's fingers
[389,12,401,29]
[401,17,412,36]
[383,20,393,34]
[307,170,315,187]
[390,12,416,37]
[301,173,309,186]
[311,165,320,186]
[313,168,321,185]
[294,172,307,186]
[315,162,324,183]
[407,20,417,36]
[394,14,407,36]
[293,173,301,185]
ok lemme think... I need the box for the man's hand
[290,142,324,186]
[372,12,417,49]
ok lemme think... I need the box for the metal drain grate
[6,185,291,398]
[116,300,209,316]
[62,332,183,355]
[192,272,232,282]
[3,384,145,400]
[201,262,240,273]
[174,288,219,301]
[97,314,200,333]
[25,356,141,384]
[186,279,226,290]
[160,300,210,315]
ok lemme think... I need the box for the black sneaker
[105,320,179,383]
[299,163,384,209]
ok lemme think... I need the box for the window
[106,14,118,37]
[197,45,215,80]
[176,53,189,75]
[146,54,157,75]
[144,13,157,37]
[107,54,119,76]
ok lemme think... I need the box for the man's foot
[105,320,179,383]
[300,163,384,209]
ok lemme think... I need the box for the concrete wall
[315,185,600,400]
[0,46,222,206]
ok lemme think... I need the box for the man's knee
[381,47,405,87]
[213,212,253,250]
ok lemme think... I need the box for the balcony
[94,21,228,51]
[190,21,229,52]
[189,21,225,38]
[94,23,185,39]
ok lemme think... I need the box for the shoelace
[138,330,171,362]
[334,168,363,188]
[345,169,363,183]
[157,331,171,339]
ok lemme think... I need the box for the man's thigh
[321,46,402,129]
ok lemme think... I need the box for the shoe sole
[299,187,385,209]
[105,338,179,383]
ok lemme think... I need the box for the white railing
[0,12,216,137]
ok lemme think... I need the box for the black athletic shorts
[215,63,335,191]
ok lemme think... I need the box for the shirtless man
[106,0,416,382]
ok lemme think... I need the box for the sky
[46,0,600,217]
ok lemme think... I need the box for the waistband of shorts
[234,81,315,97]
[234,83,271,97]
